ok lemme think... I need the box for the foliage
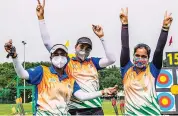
[0,62,123,103]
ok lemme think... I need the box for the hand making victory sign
[36,0,45,20]
[120,7,128,25]
[163,11,173,30]
[92,25,104,38]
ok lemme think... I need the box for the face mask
[133,56,148,68]
[51,56,67,68]
[76,49,90,61]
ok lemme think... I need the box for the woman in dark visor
[119,8,173,115]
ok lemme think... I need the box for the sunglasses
[79,44,91,53]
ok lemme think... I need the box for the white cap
[50,44,68,54]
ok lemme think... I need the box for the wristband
[162,26,169,31]
[122,24,128,29]
[12,54,18,59]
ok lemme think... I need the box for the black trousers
[69,107,104,115]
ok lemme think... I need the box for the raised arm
[36,0,53,52]
[120,8,130,67]
[92,25,116,68]
[4,40,43,85]
[4,40,29,80]
[152,11,173,69]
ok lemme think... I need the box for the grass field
[0,100,122,115]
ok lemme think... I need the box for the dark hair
[134,43,151,58]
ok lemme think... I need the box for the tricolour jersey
[121,61,161,115]
[65,57,104,109]
[27,65,80,115]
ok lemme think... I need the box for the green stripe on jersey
[69,97,102,109]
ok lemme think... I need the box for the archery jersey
[27,65,80,115]
[121,61,161,115]
[65,57,104,109]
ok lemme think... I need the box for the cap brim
[78,42,92,47]
[50,44,68,54]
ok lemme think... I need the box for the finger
[36,7,39,11]
[92,25,97,31]
[4,46,10,53]
[110,88,116,93]
[115,86,118,90]
[42,0,45,8]
[96,25,100,30]
[166,17,172,21]
[37,0,41,5]
[9,39,12,43]
[169,18,173,25]
[98,25,102,30]
[120,13,123,18]
[168,17,173,23]
[170,17,173,22]
[5,47,9,51]
[107,91,112,95]
[36,5,41,11]
[120,13,125,19]
[92,26,95,31]
[121,8,124,14]
[168,13,172,16]
[107,95,113,97]
[7,49,10,52]
[164,11,167,19]
[92,24,97,29]
[126,7,128,16]
[5,42,11,47]
[106,89,111,94]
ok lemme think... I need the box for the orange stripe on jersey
[66,58,98,81]
[36,65,75,113]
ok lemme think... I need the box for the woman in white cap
[4,40,118,116]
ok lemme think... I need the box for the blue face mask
[133,56,148,68]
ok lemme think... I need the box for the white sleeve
[74,90,102,101]
[12,57,29,80]
[99,38,116,68]
[39,19,54,52]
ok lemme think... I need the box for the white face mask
[76,50,90,61]
[51,56,67,68]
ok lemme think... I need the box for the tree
[99,66,123,90]
[0,62,124,103]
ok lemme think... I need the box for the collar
[72,57,90,62]
[49,65,68,81]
